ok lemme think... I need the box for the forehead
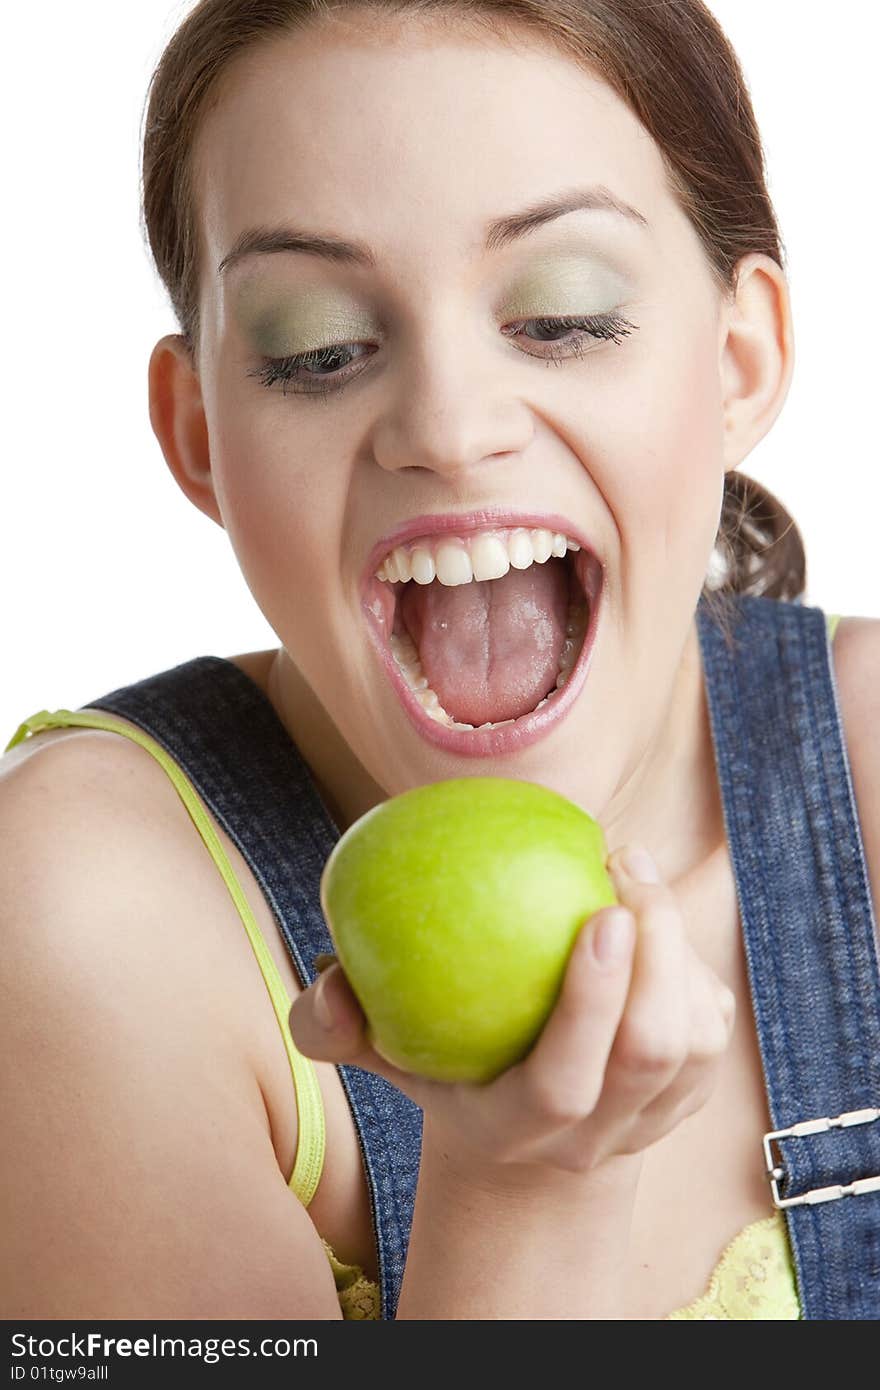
[193,19,679,288]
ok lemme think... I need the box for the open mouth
[361,522,604,755]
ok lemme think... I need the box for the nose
[370,315,535,482]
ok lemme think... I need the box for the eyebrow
[217,183,649,275]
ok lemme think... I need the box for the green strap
[5,708,326,1208]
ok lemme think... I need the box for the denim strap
[84,656,422,1320]
[696,594,880,1318]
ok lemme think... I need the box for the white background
[2,1,877,736]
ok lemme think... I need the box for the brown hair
[140,0,807,625]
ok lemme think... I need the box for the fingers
[289,963,366,1059]
[635,959,736,1137]
[476,843,687,1157]
[590,844,737,1152]
[602,845,690,1102]
[507,905,636,1124]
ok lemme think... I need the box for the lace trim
[320,1209,799,1321]
[665,1210,801,1320]
[320,1238,381,1320]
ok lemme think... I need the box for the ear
[719,252,795,471]
[148,333,224,528]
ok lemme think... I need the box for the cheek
[207,390,346,619]
[601,325,724,564]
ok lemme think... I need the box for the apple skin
[319,777,618,1084]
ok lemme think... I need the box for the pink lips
[360,531,604,758]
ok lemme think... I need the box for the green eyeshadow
[236,285,378,357]
[500,254,627,321]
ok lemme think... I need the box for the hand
[289,843,735,1181]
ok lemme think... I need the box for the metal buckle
[763,1106,880,1208]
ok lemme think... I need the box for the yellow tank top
[7,612,841,1319]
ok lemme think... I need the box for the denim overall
[695,594,880,1318]
[21,592,880,1317]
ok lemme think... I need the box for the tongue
[399,557,571,726]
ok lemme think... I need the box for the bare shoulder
[0,712,219,941]
[828,616,880,937]
[830,614,880,703]
[1,708,146,776]
[0,722,340,1319]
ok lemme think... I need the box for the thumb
[288,962,369,1063]
[288,964,433,1103]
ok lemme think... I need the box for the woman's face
[188,17,737,818]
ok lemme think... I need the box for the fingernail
[313,970,336,1029]
[620,844,660,884]
[593,909,634,965]
[313,952,338,974]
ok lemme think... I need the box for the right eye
[247,341,372,397]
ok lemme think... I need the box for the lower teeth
[389,598,589,731]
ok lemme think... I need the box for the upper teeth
[375,526,581,586]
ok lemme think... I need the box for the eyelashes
[246,311,639,401]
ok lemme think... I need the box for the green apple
[319,777,618,1084]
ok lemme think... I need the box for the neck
[266,648,386,835]
[600,618,726,888]
[262,615,725,889]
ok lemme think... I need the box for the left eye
[248,310,638,398]
[511,312,636,351]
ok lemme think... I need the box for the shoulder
[1,713,174,877]
[829,613,880,695]
[0,700,311,1061]
[0,713,217,925]
[828,616,880,936]
[0,721,338,1317]
[0,719,295,1129]
[0,707,308,1124]
[0,712,295,1025]
[0,717,238,1018]
[1,708,176,796]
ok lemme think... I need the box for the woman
[2,0,878,1320]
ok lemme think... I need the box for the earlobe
[719,253,795,470]
[148,334,224,528]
